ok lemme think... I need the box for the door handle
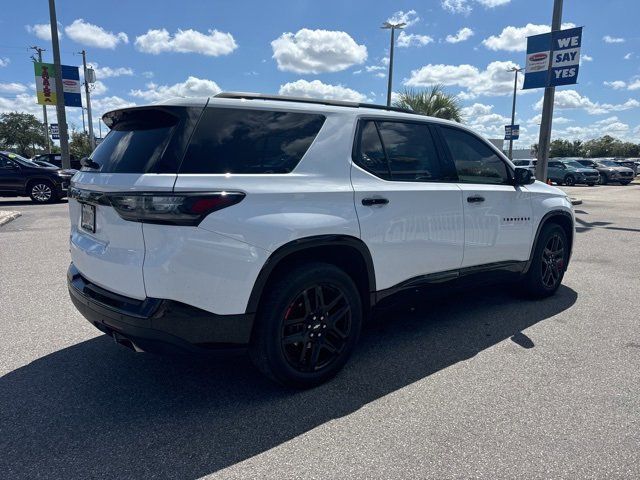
[362,197,389,206]
[467,195,485,203]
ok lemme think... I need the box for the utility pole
[508,67,523,160]
[79,49,96,150]
[30,46,51,153]
[48,0,70,169]
[382,21,406,106]
[81,107,86,133]
[536,0,563,182]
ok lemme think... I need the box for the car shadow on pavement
[0,199,68,207]
[0,285,577,479]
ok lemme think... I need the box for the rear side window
[91,109,179,173]
[179,108,325,174]
[354,120,443,182]
[440,126,510,185]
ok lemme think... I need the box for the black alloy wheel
[564,175,575,186]
[281,284,352,373]
[541,233,565,289]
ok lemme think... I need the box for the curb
[570,198,582,206]
[0,211,21,227]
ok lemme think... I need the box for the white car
[67,93,575,387]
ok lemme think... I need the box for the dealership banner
[34,62,82,107]
[523,26,582,90]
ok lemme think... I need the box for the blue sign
[61,65,82,107]
[523,27,582,90]
[505,124,520,140]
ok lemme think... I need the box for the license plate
[81,203,95,233]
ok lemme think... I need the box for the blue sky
[1,0,639,148]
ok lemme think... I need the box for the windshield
[564,161,585,169]
[2,152,40,167]
[599,160,617,167]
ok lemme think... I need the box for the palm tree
[393,85,463,122]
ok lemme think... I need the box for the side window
[0,157,15,169]
[180,108,325,174]
[440,126,510,185]
[355,121,391,179]
[376,121,442,182]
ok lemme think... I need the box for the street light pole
[30,46,51,153]
[48,0,70,169]
[382,21,406,107]
[79,49,96,150]
[508,67,523,160]
[536,0,563,182]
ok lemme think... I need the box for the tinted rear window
[179,108,325,174]
[90,109,178,173]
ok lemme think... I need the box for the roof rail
[214,92,416,115]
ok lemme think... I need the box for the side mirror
[514,167,534,186]
[80,157,100,170]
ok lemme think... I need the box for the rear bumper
[67,263,253,355]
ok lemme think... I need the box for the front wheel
[249,262,362,388]
[521,224,568,298]
[29,181,58,204]
[563,175,575,186]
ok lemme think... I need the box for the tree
[69,130,92,159]
[393,85,463,122]
[0,112,46,157]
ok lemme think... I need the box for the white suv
[67,93,574,387]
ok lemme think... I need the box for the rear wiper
[80,157,100,170]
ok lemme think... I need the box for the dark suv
[577,159,634,185]
[0,151,74,203]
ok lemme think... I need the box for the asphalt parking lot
[1,182,639,479]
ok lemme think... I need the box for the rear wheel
[563,175,575,186]
[29,180,58,204]
[249,262,362,388]
[521,224,568,298]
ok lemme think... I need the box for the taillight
[106,192,245,226]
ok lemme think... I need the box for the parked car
[31,159,78,175]
[577,159,634,185]
[0,151,74,203]
[613,158,638,176]
[67,93,575,388]
[31,153,82,170]
[513,159,537,176]
[548,158,599,186]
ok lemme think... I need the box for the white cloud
[483,23,575,52]
[397,31,434,48]
[386,10,420,27]
[129,76,221,102]
[26,23,62,41]
[581,54,593,62]
[91,96,136,117]
[0,82,28,94]
[603,78,640,91]
[446,27,474,43]
[271,29,367,74]
[135,28,237,56]
[90,80,108,96]
[534,89,640,115]
[405,60,524,98]
[278,79,368,102]
[0,57,10,67]
[623,52,633,60]
[141,71,154,79]
[603,35,625,43]
[92,65,133,79]
[442,0,510,14]
[64,19,128,49]
[366,65,385,72]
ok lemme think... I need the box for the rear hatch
[69,104,204,299]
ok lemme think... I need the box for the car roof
[129,92,463,127]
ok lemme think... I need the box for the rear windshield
[179,107,325,174]
[90,109,179,173]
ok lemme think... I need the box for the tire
[29,180,58,204]
[587,183,595,187]
[599,174,608,185]
[521,223,568,299]
[620,181,630,186]
[249,262,362,388]
[563,175,575,186]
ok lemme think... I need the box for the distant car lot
[1,182,639,479]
